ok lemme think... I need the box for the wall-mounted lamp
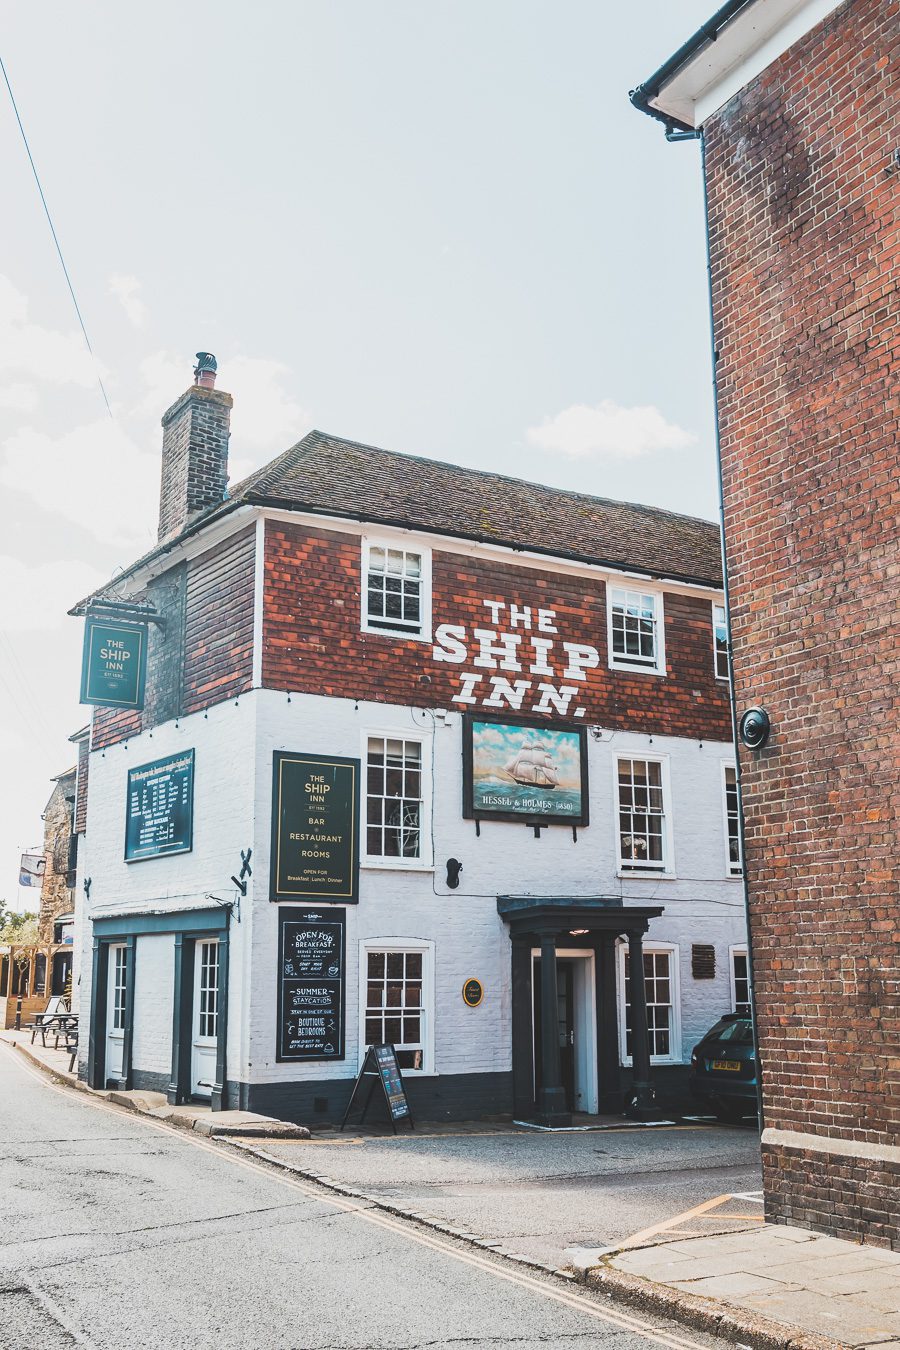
[446,858,463,889]
[739,706,771,750]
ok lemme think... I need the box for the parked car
[688,1013,757,1122]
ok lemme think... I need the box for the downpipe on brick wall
[697,128,766,1130]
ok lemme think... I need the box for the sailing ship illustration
[503,742,560,789]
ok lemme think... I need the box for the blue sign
[81,617,147,709]
[125,750,195,861]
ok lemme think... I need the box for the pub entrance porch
[497,895,664,1128]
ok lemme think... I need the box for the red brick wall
[92,525,256,750]
[703,0,900,1225]
[763,1146,900,1250]
[262,521,730,738]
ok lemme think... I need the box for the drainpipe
[697,130,766,1130]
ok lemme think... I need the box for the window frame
[721,761,743,877]
[358,938,436,1075]
[616,941,682,1066]
[613,753,675,877]
[360,728,433,870]
[606,584,666,677]
[729,944,751,1016]
[712,601,729,682]
[360,536,432,642]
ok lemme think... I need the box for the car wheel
[713,1101,746,1123]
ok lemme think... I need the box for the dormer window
[362,538,431,639]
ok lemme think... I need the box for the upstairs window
[362,540,431,638]
[365,735,429,865]
[713,603,729,680]
[617,756,670,872]
[608,587,664,675]
[723,764,742,876]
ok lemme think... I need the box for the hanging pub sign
[80,616,147,710]
[270,752,360,903]
[124,749,195,861]
[277,907,346,1062]
[462,713,589,826]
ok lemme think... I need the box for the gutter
[628,0,759,132]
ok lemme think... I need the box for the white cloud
[0,555,107,631]
[0,418,158,548]
[0,275,101,388]
[109,273,147,328]
[526,400,696,460]
[0,383,38,412]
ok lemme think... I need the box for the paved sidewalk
[0,1032,309,1138]
[590,1223,900,1350]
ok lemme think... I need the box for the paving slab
[604,1225,900,1349]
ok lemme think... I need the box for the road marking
[1,1043,711,1350]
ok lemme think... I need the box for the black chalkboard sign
[125,750,194,861]
[271,752,360,902]
[277,908,345,1062]
[340,1044,414,1133]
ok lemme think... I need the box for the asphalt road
[254,1122,764,1269]
[0,1047,733,1350]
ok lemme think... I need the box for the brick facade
[262,522,731,739]
[703,0,899,1244]
[158,384,232,541]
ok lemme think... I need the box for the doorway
[191,939,220,1099]
[106,944,127,1085]
[532,949,598,1114]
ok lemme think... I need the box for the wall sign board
[277,907,346,1062]
[270,752,360,902]
[125,750,194,861]
[80,617,147,709]
[462,978,484,1008]
[462,714,589,826]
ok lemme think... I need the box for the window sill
[357,1065,438,1078]
[616,870,677,881]
[608,660,666,678]
[620,1057,684,1069]
[362,860,435,873]
[361,625,433,644]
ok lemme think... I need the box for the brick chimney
[157,352,233,541]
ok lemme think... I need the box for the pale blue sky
[1,1,714,903]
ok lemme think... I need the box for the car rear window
[712,1018,754,1045]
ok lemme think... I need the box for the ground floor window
[730,945,751,1016]
[361,943,433,1072]
[618,943,681,1065]
[112,945,127,1031]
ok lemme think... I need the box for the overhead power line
[0,52,113,418]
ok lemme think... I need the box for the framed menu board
[270,752,360,902]
[125,750,195,861]
[277,907,346,1062]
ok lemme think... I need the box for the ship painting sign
[462,714,589,825]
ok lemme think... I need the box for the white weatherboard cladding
[131,934,174,1075]
[79,688,747,1087]
[79,698,255,1084]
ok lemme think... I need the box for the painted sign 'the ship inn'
[69,354,747,1126]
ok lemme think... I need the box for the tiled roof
[231,430,723,586]
[75,430,723,610]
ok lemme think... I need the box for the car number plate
[712,1059,741,1071]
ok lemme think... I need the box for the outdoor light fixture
[569,928,589,936]
[739,706,771,750]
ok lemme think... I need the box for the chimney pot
[194,351,217,390]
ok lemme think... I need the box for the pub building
[70,353,748,1126]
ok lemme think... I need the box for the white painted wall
[78,686,746,1089]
